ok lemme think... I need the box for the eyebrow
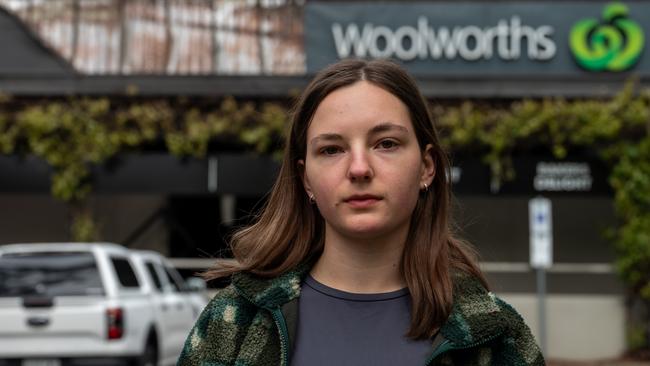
[309,122,409,145]
[369,122,409,135]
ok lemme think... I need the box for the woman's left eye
[377,140,398,150]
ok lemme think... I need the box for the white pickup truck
[0,243,209,366]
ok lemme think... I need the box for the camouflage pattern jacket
[177,264,545,366]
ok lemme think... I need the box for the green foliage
[627,322,648,351]
[70,205,100,242]
[610,138,650,304]
[0,96,287,242]
[435,81,649,189]
[0,97,285,203]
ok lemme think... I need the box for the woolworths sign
[305,2,650,76]
[331,16,556,62]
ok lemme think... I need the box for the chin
[325,214,405,240]
[341,222,389,239]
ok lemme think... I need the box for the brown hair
[205,59,487,339]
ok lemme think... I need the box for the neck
[310,224,408,294]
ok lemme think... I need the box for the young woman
[177,59,544,366]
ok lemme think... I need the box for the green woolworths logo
[570,3,644,72]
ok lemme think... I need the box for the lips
[344,194,382,208]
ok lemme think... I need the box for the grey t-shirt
[290,275,433,366]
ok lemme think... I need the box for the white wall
[501,293,626,360]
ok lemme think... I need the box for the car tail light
[106,307,124,340]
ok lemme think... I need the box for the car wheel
[138,338,158,366]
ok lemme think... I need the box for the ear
[420,144,436,187]
[297,159,313,197]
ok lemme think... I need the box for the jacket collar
[231,265,506,346]
[231,263,311,310]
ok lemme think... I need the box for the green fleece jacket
[177,264,545,366]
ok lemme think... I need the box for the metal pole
[536,267,547,357]
[208,156,218,193]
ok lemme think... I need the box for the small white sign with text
[529,197,553,269]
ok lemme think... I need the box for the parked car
[0,242,208,366]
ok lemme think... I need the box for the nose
[347,149,373,182]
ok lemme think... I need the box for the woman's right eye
[320,146,342,155]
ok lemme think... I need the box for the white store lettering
[331,16,556,61]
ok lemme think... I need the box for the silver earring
[422,183,429,192]
[309,194,316,204]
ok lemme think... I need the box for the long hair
[205,59,487,340]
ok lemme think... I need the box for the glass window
[0,252,104,297]
[110,257,140,288]
[164,266,186,292]
[145,262,163,291]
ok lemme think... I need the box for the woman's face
[300,81,435,241]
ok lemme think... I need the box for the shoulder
[491,296,545,365]
[446,274,544,365]
[177,284,276,366]
[450,273,530,334]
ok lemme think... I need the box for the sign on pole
[529,196,552,357]
[529,197,553,269]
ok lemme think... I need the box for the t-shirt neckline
[304,274,409,302]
